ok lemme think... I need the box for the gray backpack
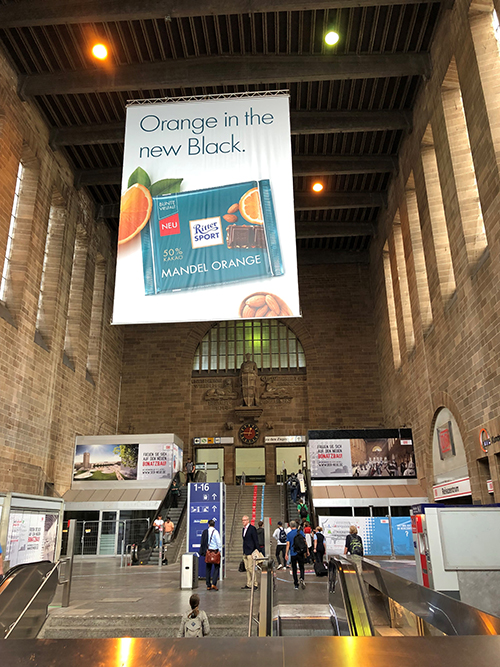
[184,611,206,637]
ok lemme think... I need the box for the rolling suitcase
[314,560,328,577]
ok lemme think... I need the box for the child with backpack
[177,594,210,637]
[344,525,364,556]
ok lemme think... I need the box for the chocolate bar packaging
[141,179,283,294]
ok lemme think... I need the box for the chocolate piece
[252,226,266,249]
[226,224,267,249]
[226,224,253,248]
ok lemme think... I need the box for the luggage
[314,560,328,577]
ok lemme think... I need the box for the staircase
[149,486,188,564]
[225,484,284,562]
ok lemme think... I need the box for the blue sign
[363,517,392,556]
[187,482,225,579]
[391,517,414,556]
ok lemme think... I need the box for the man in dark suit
[241,515,260,590]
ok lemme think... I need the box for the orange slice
[118,183,153,245]
[239,187,264,225]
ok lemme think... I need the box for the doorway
[276,446,306,481]
[236,447,265,484]
[195,447,224,482]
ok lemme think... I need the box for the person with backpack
[272,521,288,569]
[185,459,195,484]
[287,473,299,503]
[285,520,309,590]
[177,594,210,637]
[344,525,364,556]
[313,526,326,563]
[297,501,309,524]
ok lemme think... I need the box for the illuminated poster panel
[308,428,416,479]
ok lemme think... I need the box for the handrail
[329,556,373,637]
[4,560,60,639]
[304,467,317,528]
[247,555,274,637]
[229,471,246,547]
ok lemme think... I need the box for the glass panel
[263,354,271,368]
[193,357,200,371]
[289,353,297,368]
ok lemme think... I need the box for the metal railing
[247,555,274,637]
[229,471,246,547]
[64,518,150,561]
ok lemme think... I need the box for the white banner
[6,513,46,566]
[113,94,300,325]
[309,439,353,477]
[318,517,365,555]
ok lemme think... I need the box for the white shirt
[154,519,164,530]
[273,527,288,545]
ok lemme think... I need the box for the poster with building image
[112,93,300,325]
[308,429,416,479]
[73,442,181,482]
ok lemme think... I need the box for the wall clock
[238,422,260,445]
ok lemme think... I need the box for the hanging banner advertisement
[73,442,182,482]
[112,93,300,325]
[308,428,416,479]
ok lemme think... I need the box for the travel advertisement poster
[308,429,416,479]
[73,442,181,482]
[112,93,300,324]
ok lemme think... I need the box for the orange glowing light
[312,182,324,192]
[92,44,108,60]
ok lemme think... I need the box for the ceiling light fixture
[325,31,340,46]
[312,182,324,192]
[92,44,108,60]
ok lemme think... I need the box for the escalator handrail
[330,555,374,637]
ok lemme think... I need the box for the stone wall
[371,0,500,503]
[0,50,123,495]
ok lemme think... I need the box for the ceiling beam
[97,190,384,219]
[76,155,395,187]
[20,54,431,98]
[293,155,396,175]
[51,110,411,149]
[0,0,444,29]
[294,191,385,209]
[297,248,370,264]
[295,222,374,238]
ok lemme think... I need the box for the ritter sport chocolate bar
[141,179,283,294]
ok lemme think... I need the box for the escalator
[273,555,500,638]
[274,555,373,637]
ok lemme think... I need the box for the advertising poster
[112,93,300,325]
[318,516,395,556]
[6,513,49,567]
[309,428,416,479]
[73,442,180,482]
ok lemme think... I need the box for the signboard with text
[187,482,225,579]
[113,94,300,325]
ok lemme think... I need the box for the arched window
[193,320,306,375]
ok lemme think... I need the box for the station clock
[238,422,260,445]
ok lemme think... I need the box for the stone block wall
[371,0,500,502]
[0,52,123,496]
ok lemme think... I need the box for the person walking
[163,516,175,544]
[153,515,164,549]
[241,515,260,590]
[186,459,195,484]
[344,525,364,556]
[200,519,221,591]
[170,477,180,508]
[313,526,326,563]
[256,520,266,557]
[285,520,309,590]
[272,521,288,569]
[287,473,299,504]
[177,594,210,637]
